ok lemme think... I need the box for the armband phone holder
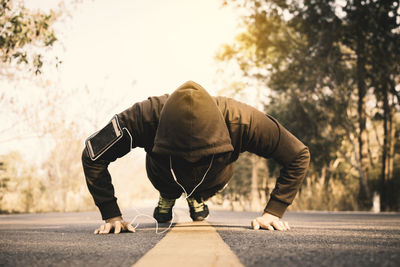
[85,115,123,161]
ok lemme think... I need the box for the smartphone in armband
[85,115,123,161]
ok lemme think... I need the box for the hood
[152,81,233,158]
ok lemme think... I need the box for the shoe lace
[187,197,205,212]
[158,197,175,212]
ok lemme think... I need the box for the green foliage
[219,0,400,211]
[0,0,58,75]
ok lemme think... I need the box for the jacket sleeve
[82,131,131,220]
[81,95,168,220]
[245,108,310,218]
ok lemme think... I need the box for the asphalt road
[1,208,399,267]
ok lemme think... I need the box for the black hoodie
[82,81,310,220]
[152,81,234,157]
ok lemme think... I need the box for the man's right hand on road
[94,216,136,234]
[251,212,291,231]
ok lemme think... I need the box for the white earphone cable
[129,206,174,234]
[169,154,214,199]
[119,122,173,234]
[125,121,213,234]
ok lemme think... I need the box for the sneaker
[153,196,176,223]
[187,197,209,221]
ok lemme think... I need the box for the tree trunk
[250,154,261,211]
[383,91,396,210]
[250,83,263,211]
[260,159,268,206]
[387,95,395,182]
[380,83,389,211]
[356,28,371,209]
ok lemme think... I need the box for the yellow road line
[132,221,244,267]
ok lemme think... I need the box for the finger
[251,219,260,230]
[256,218,273,231]
[283,221,291,230]
[104,223,112,234]
[114,221,121,234]
[100,223,112,234]
[272,221,284,231]
[125,223,136,233]
[94,228,100,234]
[279,221,288,231]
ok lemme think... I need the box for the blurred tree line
[215,0,400,211]
[0,0,95,213]
[1,0,399,214]
[0,0,153,214]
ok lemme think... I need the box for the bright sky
[33,0,242,125]
[41,0,239,97]
[61,0,238,95]
[1,0,242,162]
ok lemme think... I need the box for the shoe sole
[192,214,210,222]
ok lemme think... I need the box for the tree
[342,0,372,208]
[0,0,58,77]
[0,0,98,214]
[219,0,400,211]
[218,0,355,206]
[364,0,400,211]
